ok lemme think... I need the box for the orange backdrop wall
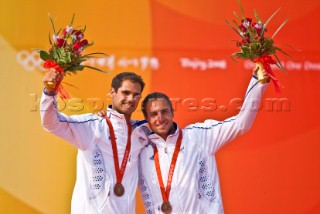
[1,0,319,213]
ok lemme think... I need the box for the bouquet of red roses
[226,0,290,95]
[36,14,108,99]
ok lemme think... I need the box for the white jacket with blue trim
[135,77,268,214]
[40,93,145,214]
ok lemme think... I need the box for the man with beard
[41,71,145,213]
[135,69,269,213]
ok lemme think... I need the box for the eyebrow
[149,108,171,114]
[121,90,141,95]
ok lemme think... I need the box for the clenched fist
[253,65,270,83]
[43,68,64,94]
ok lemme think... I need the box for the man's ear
[110,88,115,98]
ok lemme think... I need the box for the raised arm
[185,71,269,155]
[212,75,268,151]
[40,69,101,150]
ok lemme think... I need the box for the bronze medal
[161,201,172,214]
[114,183,125,197]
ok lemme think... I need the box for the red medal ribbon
[253,54,283,95]
[153,129,183,204]
[105,116,132,185]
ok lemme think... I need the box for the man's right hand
[43,69,64,94]
[253,65,270,83]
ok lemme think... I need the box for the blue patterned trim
[133,120,147,127]
[185,117,236,130]
[57,117,101,124]
[43,88,56,96]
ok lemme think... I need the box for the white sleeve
[40,90,102,150]
[185,76,268,155]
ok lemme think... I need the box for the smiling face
[110,79,142,120]
[145,98,175,140]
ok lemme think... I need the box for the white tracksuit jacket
[40,92,145,214]
[135,77,267,214]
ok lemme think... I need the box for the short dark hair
[141,92,173,118]
[111,72,145,92]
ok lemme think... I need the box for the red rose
[56,38,66,48]
[252,22,264,36]
[62,26,73,38]
[256,28,262,36]
[239,25,246,32]
[240,18,252,30]
[62,29,67,37]
[80,39,88,47]
[73,42,82,51]
[73,30,84,40]
[242,37,251,44]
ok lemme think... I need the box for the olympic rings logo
[16,50,45,71]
